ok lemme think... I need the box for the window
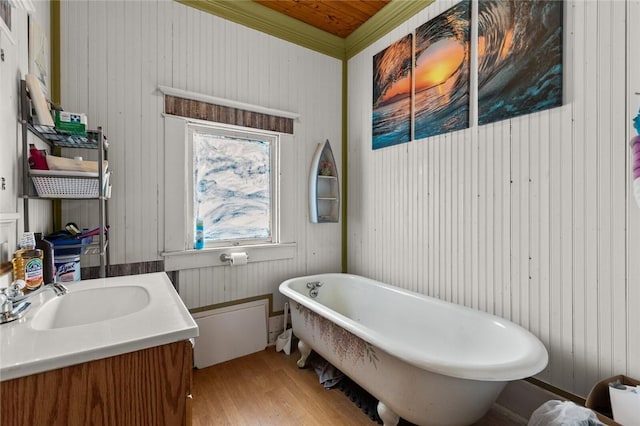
[188,124,280,248]
[162,113,296,270]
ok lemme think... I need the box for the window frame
[187,123,281,249]
[161,114,296,271]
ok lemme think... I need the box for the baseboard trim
[189,294,276,317]
[525,377,586,405]
[489,402,528,425]
[495,378,585,421]
[81,260,165,280]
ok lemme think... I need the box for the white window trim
[162,242,297,271]
[187,123,280,247]
[161,115,296,270]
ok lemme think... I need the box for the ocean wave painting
[372,34,413,150]
[414,0,471,140]
[478,0,563,125]
[193,133,271,242]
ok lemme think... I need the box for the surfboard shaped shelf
[309,140,339,223]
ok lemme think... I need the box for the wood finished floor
[192,347,525,426]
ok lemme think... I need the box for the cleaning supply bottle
[12,232,44,290]
[194,218,204,250]
[28,144,49,170]
[35,232,55,284]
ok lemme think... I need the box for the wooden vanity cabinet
[0,340,193,426]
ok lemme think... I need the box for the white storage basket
[30,170,110,198]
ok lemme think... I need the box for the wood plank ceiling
[253,0,392,38]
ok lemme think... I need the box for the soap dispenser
[12,232,44,290]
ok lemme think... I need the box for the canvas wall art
[0,0,11,33]
[414,0,471,140]
[477,0,563,125]
[372,34,413,150]
[29,17,49,96]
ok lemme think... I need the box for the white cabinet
[0,31,19,270]
[309,139,339,223]
[0,30,18,215]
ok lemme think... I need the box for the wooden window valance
[164,95,294,134]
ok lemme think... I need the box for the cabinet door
[0,29,18,215]
[0,218,17,267]
[0,341,193,425]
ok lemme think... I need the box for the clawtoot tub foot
[297,339,311,368]
[377,402,399,426]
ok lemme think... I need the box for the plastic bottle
[194,218,204,250]
[35,232,55,284]
[12,232,44,290]
[28,144,49,170]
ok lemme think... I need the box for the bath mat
[336,376,383,424]
[307,352,416,425]
[336,377,418,425]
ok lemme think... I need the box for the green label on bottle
[25,258,43,289]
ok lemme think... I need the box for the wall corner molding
[177,0,435,61]
[176,0,345,59]
[345,0,435,59]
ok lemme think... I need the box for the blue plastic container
[49,236,93,256]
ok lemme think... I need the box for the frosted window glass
[193,132,271,242]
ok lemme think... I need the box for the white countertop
[0,272,198,381]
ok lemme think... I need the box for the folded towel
[46,155,108,174]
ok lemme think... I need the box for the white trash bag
[528,400,605,426]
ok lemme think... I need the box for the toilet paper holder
[220,252,249,264]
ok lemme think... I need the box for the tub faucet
[306,281,322,298]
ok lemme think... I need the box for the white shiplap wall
[0,2,52,264]
[59,0,342,310]
[627,0,640,400]
[348,0,640,397]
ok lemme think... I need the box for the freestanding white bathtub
[279,273,548,426]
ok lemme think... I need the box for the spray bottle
[631,108,640,208]
[195,218,204,250]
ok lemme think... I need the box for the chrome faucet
[0,295,31,324]
[306,281,322,298]
[10,282,68,303]
[1,282,68,324]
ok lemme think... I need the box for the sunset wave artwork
[414,0,471,140]
[477,0,563,125]
[372,34,413,150]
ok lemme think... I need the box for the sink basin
[1,272,198,382]
[31,286,151,330]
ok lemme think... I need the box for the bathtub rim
[279,273,549,382]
